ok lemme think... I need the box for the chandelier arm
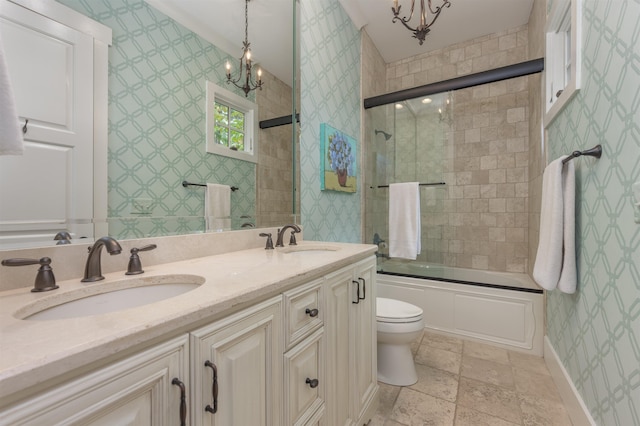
[391,0,451,45]
[424,0,451,27]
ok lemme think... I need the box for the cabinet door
[0,336,189,426]
[284,328,324,425]
[0,1,94,243]
[191,296,282,426]
[324,267,356,426]
[351,257,378,423]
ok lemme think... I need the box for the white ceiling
[146,0,534,87]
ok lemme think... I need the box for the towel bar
[562,144,602,164]
[370,182,446,189]
[182,181,238,191]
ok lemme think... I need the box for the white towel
[388,182,421,260]
[0,34,24,155]
[205,183,231,232]
[533,156,577,293]
[558,159,576,293]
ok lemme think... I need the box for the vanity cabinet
[325,257,378,426]
[190,296,283,426]
[0,335,189,426]
[0,254,376,426]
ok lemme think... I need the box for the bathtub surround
[366,35,534,272]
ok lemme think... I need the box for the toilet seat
[376,297,423,323]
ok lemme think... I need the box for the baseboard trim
[544,336,596,426]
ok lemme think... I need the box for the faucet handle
[126,244,157,275]
[1,257,58,292]
[259,233,274,250]
[289,231,298,246]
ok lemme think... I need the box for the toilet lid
[376,297,423,323]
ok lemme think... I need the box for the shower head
[375,129,392,141]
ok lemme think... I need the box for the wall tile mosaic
[545,1,640,424]
[58,0,282,237]
[300,0,361,242]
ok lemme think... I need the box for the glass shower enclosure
[365,91,454,267]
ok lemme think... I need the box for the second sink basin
[16,274,205,321]
[280,244,341,255]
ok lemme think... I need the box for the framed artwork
[320,123,357,193]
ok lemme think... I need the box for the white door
[0,0,94,246]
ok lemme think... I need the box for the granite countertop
[0,241,377,401]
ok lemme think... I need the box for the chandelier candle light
[226,0,263,97]
[391,0,452,45]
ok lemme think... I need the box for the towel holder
[182,181,238,192]
[562,144,602,164]
[369,182,446,189]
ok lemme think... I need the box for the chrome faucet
[275,224,301,247]
[82,237,122,282]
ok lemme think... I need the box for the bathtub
[376,259,544,355]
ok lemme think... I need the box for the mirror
[0,0,298,249]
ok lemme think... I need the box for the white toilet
[376,297,424,386]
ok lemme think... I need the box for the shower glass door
[365,91,454,266]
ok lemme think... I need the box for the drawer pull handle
[171,378,187,426]
[352,280,360,304]
[358,277,366,300]
[305,308,319,317]
[305,378,319,388]
[204,360,218,414]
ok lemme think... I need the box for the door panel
[0,1,94,245]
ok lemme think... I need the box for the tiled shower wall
[367,24,533,272]
[256,70,295,228]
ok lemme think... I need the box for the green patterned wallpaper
[545,1,640,424]
[58,0,256,238]
[300,0,361,242]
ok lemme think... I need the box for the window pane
[215,103,229,126]
[230,108,244,131]
[230,130,244,151]
[215,125,228,146]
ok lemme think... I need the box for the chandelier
[391,0,452,45]
[225,0,263,97]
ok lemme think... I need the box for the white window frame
[543,0,581,127]
[206,81,258,163]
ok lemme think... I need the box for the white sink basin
[16,274,205,321]
[280,244,341,255]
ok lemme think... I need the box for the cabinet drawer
[284,328,325,426]
[284,278,323,349]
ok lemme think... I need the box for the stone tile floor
[369,330,573,426]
